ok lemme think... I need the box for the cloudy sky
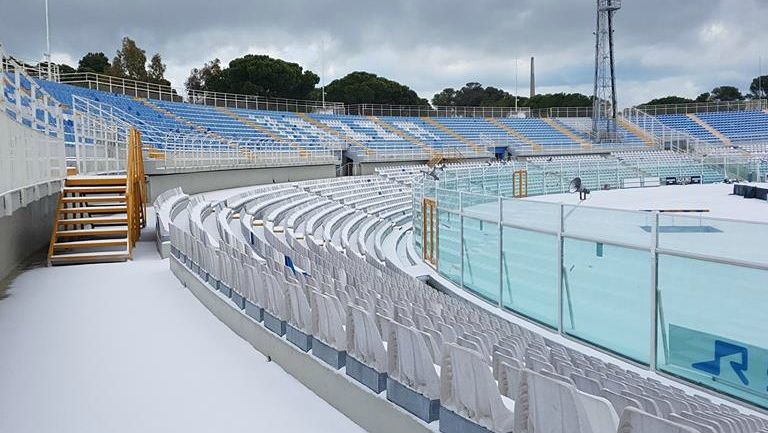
[1,0,766,107]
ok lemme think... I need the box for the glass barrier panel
[562,238,652,364]
[563,205,654,248]
[502,198,560,233]
[461,191,499,221]
[437,209,461,285]
[436,188,460,211]
[658,214,768,264]
[656,254,768,409]
[501,227,558,328]
[462,216,499,304]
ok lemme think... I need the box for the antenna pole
[45,0,52,80]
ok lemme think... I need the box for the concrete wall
[0,193,58,281]
[146,164,336,201]
[357,160,427,175]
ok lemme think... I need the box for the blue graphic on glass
[692,341,750,386]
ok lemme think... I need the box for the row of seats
[656,111,768,145]
[159,165,767,433]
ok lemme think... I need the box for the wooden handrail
[127,128,146,257]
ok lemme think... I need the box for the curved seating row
[164,169,768,433]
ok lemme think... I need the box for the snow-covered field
[0,215,365,433]
[530,182,768,223]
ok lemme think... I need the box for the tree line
[43,35,768,108]
[40,37,169,86]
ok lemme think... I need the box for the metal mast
[592,0,621,142]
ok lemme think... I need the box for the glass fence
[413,175,768,409]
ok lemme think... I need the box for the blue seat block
[439,407,493,433]
[312,338,346,369]
[346,355,387,394]
[386,378,439,423]
[263,311,286,336]
[286,324,312,352]
[231,290,245,310]
[244,299,263,322]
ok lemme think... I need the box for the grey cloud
[1,0,767,106]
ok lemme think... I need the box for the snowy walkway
[0,222,365,433]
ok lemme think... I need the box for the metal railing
[345,104,531,118]
[59,72,183,102]
[529,106,594,118]
[637,99,768,116]
[186,89,344,114]
[0,45,66,195]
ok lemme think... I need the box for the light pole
[45,0,52,79]
[514,56,519,112]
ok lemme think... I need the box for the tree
[643,96,694,105]
[111,37,148,81]
[193,54,319,99]
[77,52,111,74]
[147,53,168,85]
[710,86,744,102]
[58,64,76,75]
[749,75,768,99]
[323,71,428,105]
[526,93,592,109]
[431,82,519,107]
[185,58,223,91]
[695,92,711,103]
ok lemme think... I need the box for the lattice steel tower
[592,0,621,142]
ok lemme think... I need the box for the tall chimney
[530,57,536,98]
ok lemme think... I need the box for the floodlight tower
[592,0,621,143]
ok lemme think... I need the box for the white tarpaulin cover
[346,305,387,372]
[387,321,440,400]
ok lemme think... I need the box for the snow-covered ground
[0,214,365,433]
[530,183,768,223]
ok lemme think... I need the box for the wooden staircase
[543,118,593,149]
[368,116,434,156]
[421,117,485,153]
[48,129,146,266]
[617,117,657,147]
[687,113,732,146]
[486,118,542,151]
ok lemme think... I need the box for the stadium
[1,1,767,432]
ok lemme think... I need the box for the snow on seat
[386,319,441,422]
[346,305,388,393]
[513,368,618,433]
[617,407,699,433]
[310,290,347,369]
[262,273,289,335]
[439,343,515,433]
[284,281,313,351]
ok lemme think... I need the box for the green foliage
[642,96,694,105]
[526,93,591,109]
[710,86,744,102]
[695,92,711,103]
[432,82,517,107]
[322,72,427,105]
[111,37,148,81]
[193,55,319,99]
[147,53,168,85]
[749,75,768,99]
[185,59,223,91]
[77,52,110,74]
[58,64,76,75]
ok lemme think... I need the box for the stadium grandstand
[2,1,768,432]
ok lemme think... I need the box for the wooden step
[58,215,128,226]
[55,226,129,237]
[49,250,130,265]
[53,238,129,250]
[65,176,127,187]
[64,185,127,194]
[60,205,128,214]
[61,195,126,204]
